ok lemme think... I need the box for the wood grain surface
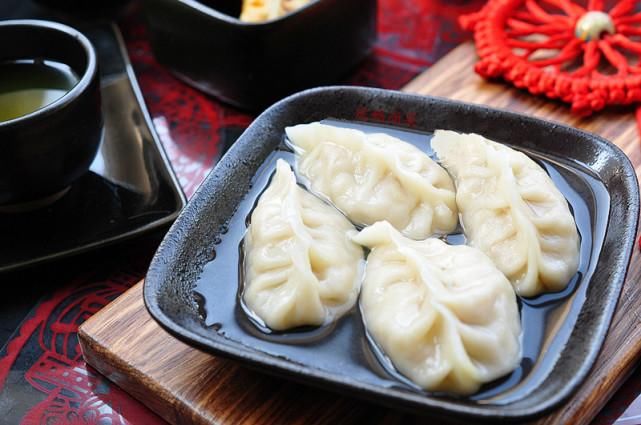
[79,42,641,425]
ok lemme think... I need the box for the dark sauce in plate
[195,119,609,403]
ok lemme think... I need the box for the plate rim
[144,85,640,421]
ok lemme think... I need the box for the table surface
[1,1,640,424]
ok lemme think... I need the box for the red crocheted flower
[461,0,641,116]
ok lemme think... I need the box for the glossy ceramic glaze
[0,20,101,207]
[144,87,639,421]
[142,0,377,110]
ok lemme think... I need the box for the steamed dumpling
[285,122,458,239]
[243,159,363,331]
[431,130,580,297]
[352,221,521,394]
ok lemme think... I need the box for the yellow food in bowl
[240,0,312,22]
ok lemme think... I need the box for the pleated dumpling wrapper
[285,122,458,240]
[243,159,363,331]
[431,130,580,297]
[352,221,521,395]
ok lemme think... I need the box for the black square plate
[0,23,186,273]
[144,87,639,422]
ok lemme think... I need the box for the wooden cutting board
[79,42,641,425]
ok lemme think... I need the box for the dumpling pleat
[353,222,521,394]
[432,130,580,297]
[286,123,458,239]
[243,160,363,330]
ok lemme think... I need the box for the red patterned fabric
[461,1,641,115]
[0,1,635,424]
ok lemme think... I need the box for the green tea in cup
[0,59,79,122]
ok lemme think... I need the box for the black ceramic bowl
[0,20,102,208]
[142,0,377,110]
[144,87,639,422]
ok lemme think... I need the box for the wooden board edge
[78,327,172,421]
[78,283,187,425]
[557,316,641,425]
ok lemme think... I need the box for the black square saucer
[0,23,186,273]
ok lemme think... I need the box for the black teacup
[0,19,102,210]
